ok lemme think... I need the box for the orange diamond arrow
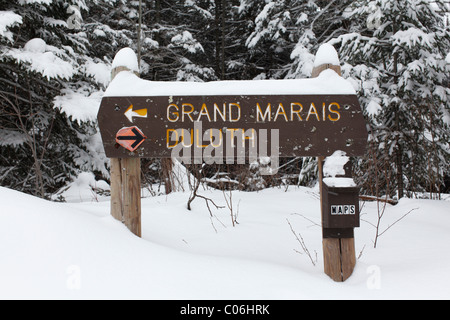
[116,126,147,152]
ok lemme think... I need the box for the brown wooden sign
[102,47,366,283]
[97,94,368,159]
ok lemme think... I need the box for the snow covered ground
[0,184,449,300]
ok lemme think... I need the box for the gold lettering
[196,128,209,148]
[181,129,193,147]
[256,103,271,122]
[214,103,226,122]
[306,103,320,121]
[322,103,326,121]
[197,103,211,122]
[227,128,239,147]
[328,102,341,122]
[167,129,178,148]
[290,103,303,121]
[167,104,179,122]
[210,129,223,148]
[182,103,194,122]
[274,103,288,122]
[229,103,241,122]
[244,128,256,148]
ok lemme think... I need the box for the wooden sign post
[98,46,368,281]
[109,58,142,237]
[312,63,358,282]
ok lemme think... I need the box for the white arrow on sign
[124,105,148,123]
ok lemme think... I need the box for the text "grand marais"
[166,100,342,123]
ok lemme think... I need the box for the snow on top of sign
[313,43,340,67]
[323,150,356,188]
[323,177,356,188]
[104,68,356,97]
[112,47,139,73]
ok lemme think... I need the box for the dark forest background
[1,0,449,200]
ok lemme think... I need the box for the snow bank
[104,68,356,97]
[0,185,449,299]
[52,172,110,203]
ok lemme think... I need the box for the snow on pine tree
[243,0,300,80]
[332,0,450,199]
[242,0,353,81]
[0,0,115,198]
[287,0,354,79]
[137,0,217,83]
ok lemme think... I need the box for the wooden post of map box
[312,63,357,282]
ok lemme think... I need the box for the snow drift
[0,185,449,299]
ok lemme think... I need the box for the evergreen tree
[332,0,450,198]
[137,0,216,82]
[288,0,353,79]
[0,0,117,197]
[242,0,299,79]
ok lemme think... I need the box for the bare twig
[223,189,239,227]
[0,90,48,197]
[357,244,366,260]
[290,213,320,228]
[286,219,317,266]
[378,207,419,238]
[359,195,398,205]
[196,193,225,213]
[186,164,225,232]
